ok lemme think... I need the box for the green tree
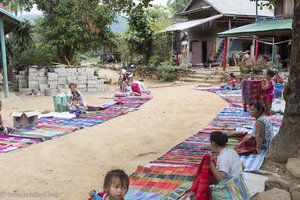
[167,0,190,14]
[38,0,115,64]
[123,5,172,64]
[1,0,117,64]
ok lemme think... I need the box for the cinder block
[49,84,57,89]
[88,80,97,84]
[56,72,65,77]
[38,76,48,81]
[38,80,48,84]
[77,76,87,80]
[39,83,49,92]
[58,88,69,94]
[28,81,39,89]
[80,88,88,92]
[48,80,58,89]
[19,71,26,76]
[86,68,95,73]
[19,88,32,95]
[28,76,38,81]
[88,87,98,92]
[88,83,97,88]
[38,72,46,76]
[97,80,105,85]
[78,80,87,84]
[29,72,38,77]
[58,84,66,89]
[58,77,67,84]
[16,75,27,80]
[67,68,77,73]
[77,68,86,73]
[68,80,78,85]
[18,80,28,88]
[88,76,97,80]
[38,68,46,73]
[28,68,38,73]
[77,84,86,89]
[48,80,58,84]
[47,73,58,80]
[54,67,66,73]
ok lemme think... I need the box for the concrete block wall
[15,66,108,95]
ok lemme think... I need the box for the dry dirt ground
[0,71,227,200]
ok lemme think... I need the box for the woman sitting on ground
[130,79,150,96]
[209,131,245,182]
[250,102,273,153]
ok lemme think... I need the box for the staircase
[179,69,224,87]
[215,38,235,63]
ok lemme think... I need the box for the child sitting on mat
[88,169,129,200]
[67,83,87,115]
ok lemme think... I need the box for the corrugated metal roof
[218,19,292,37]
[205,0,273,17]
[163,14,223,32]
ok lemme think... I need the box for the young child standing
[229,73,237,89]
[119,69,128,93]
[88,169,129,200]
[262,69,275,115]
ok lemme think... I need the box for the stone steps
[179,78,203,82]
[195,83,212,88]
[188,74,207,79]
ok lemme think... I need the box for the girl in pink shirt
[262,69,275,115]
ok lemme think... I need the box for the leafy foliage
[8,20,33,53]
[167,0,190,13]
[36,0,116,63]
[1,0,117,64]
[123,5,172,64]
[157,60,177,81]
[249,0,276,9]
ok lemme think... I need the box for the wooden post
[223,37,228,71]
[255,35,259,63]
[0,17,8,98]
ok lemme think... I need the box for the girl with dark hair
[262,69,275,115]
[250,102,273,153]
[88,169,129,200]
[209,131,244,182]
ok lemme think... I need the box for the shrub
[240,61,274,75]
[157,61,177,81]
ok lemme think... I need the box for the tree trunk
[58,45,74,64]
[267,1,300,162]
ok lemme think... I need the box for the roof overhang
[163,14,223,32]
[177,6,212,16]
[0,7,22,34]
[218,19,292,37]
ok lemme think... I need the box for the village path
[0,85,227,200]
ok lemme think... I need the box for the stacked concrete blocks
[16,67,107,95]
